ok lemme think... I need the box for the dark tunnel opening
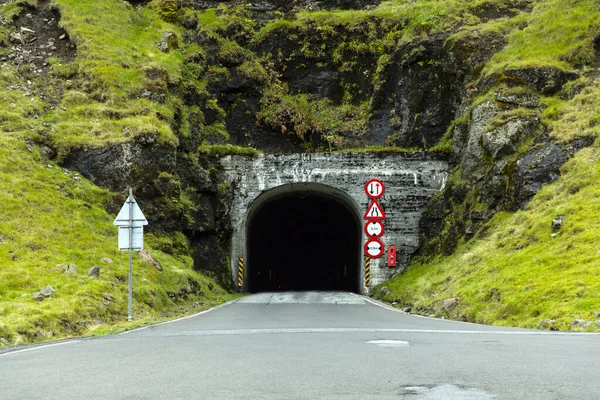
[247,190,361,293]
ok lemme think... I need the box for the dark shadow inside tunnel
[247,186,361,293]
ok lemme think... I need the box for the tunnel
[246,183,361,293]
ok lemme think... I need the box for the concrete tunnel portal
[220,153,449,294]
[246,183,362,293]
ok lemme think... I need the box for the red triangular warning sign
[363,200,386,219]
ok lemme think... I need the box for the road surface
[1,291,599,399]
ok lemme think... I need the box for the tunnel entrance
[247,184,361,293]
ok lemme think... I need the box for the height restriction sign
[365,179,385,199]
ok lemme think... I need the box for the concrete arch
[244,183,363,293]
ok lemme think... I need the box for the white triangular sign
[363,200,386,219]
[113,193,148,227]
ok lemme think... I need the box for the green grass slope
[377,0,600,331]
[0,0,235,347]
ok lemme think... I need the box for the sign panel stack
[363,179,386,259]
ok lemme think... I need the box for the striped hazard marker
[237,258,244,288]
[365,256,371,287]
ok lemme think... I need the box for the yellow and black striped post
[237,257,244,288]
[365,256,371,287]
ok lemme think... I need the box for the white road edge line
[136,327,600,337]
[120,299,237,335]
[0,340,80,358]
[352,293,600,334]
[351,293,407,313]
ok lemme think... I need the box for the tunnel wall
[219,152,448,294]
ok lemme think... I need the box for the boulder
[552,215,564,231]
[157,32,178,53]
[88,266,100,277]
[442,297,458,311]
[482,117,538,160]
[39,285,56,297]
[59,264,77,274]
[138,249,162,271]
[537,319,557,329]
[33,285,56,300]
[101,292,114,306]
[100,258,113,264]
[379,287,391,297]
[570,319,587,329]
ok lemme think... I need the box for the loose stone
[443,298,459,311]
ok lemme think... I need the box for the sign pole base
[128,246,133,322]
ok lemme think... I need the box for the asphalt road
[1,291,599,399]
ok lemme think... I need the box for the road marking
[122,327,600,337]
[352,293,555,331]
[367,339,410,347]
[120,300,236,335]
[0,340,80,358]
[351,293,405,313]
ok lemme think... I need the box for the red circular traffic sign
[364,239,384,258]
[364,220,384,238]
[365,179,385,199]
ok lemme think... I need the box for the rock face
[419,81,591,256]
[514,143,569,205]
[64,140,234,286]
[52,0,588,289]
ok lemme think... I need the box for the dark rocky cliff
[32,0,595,284]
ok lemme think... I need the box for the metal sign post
[113,187,148,322]
[128,188,133,322]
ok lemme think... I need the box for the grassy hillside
[377,0,600,331]
[0,0,235,347]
